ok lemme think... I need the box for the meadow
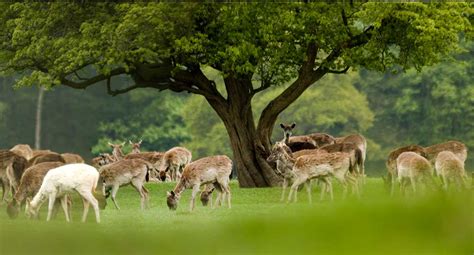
[0,177,472,255]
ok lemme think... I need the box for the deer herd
[0,123,470,223]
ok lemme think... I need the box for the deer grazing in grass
[108,142,125,161]
[334,134,367,182]
[128,140,142,154]
[124,151,164,181]
[26,163,103,223]
[7,161,66,219]
[287,147,359,203]
[99,158,152,210]
[159,147,192,182]
[384,145,427,195]
[435,151,469,191]
[424,141,467,164]
[166,155,232,212]
[396,152,435,195]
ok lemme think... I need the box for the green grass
[0,178,472,255]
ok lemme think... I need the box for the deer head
[166,191,180,210]
[129,140,142,153]
[280,123,296,142]
[108,142,125,160]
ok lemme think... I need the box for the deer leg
[77,189,100,223]
[46,193,57,222]
[131,180,146,210]
[81,198,90,222]
[305,180,312,204]
[189,184,201,212]
[110,185,120,210]
[1,180,10,203]
[60,196,70,222]
[410,176,417,194]
[280,178,288,202]
[287,177,305,203]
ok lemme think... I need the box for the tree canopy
[0,2,471,187]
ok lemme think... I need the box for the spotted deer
[128,140,142,154]
[287,149,359,203]
[166,155,232,212]
[124,151,164,181]
[435,151,469,191]
[99,158,152,210]
[384,145,426,195]
[396,152,435,195]
[267,142,330,202]
[108,142,125,161]
[159,147,192,182]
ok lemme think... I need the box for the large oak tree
[0,2,471,187]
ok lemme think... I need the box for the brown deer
[424,141,467,164]
[287,150,359,203]
[166,155,232,212]
[279,123,318,152]
[159,147,192,182]
[6,161,65,218]
[108,142,125,161]
[384,144,426,195]
[435,151,469,191]
[128,140,142,154]
[10,144,33,160]
[396,152,435,195]
[334,134,367,181]
[200,184,215,207]
[267,142,331,202]
[0,150,27,202]
[27,152,66,168]
[318,143,364,179]
[99,158,152,210]
[124,151,164,180]
[91,153,115,169]
[61,153,85,164]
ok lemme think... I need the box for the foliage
[358,40,474,159]
[0,179,472,254]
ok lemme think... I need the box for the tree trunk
[34,87,45,149]
[205,76,281,187]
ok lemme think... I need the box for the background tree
[0,3,471,187]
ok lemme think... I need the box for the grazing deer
[99,158,152,210]
[7,161,65,219]
[10,144,33,160]
[334,134,367,181]
[108,142,125,161]
[384,145,426,195]
[200,184,215,207]
[26,163,103,223]
[287,150,359,203]
[166,155,232,212]
[267,142,330,202]
[319,143,364,179]
[61,153,85,164]
[435,151,469,191]
[124,151,164,180]
[396,152,435,195]
[159,147,192,182]
[424,141,467,164]
[128,140,142,154]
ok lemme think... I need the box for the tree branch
[326,66,350,74]
[106,77,140,96]
[60,67,127,89]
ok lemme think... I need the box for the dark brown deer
[61,153,84,164]
[0,150,27,202]
[279,123,318,152]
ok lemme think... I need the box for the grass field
[0,178,472,255]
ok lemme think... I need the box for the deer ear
[167,191,172,196]
[108,142,113,147]
[280,123,285,129]
[138,140,142,145]
[120,142,125,147]
[291,123,296,128]
[129,140,133,145]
